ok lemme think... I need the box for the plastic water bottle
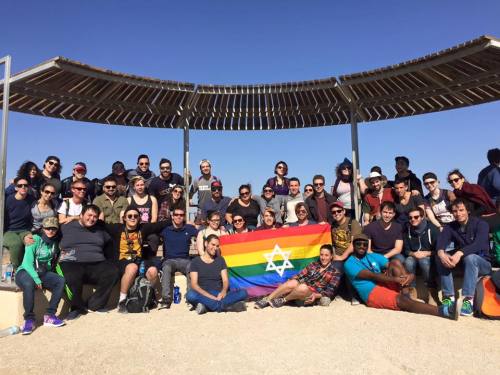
[173,285,181,304]
[4,263,13,284]
[139,261,145,277]
[0,326,20,338]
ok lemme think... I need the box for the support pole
[183,122,190,217]
[350,108,361,220]
[0,55,12,275]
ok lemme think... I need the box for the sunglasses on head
[16,183,29,188]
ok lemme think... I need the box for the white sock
[119,293,127,302]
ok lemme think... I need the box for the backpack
[125,276,156,313]
[473,275,500,319]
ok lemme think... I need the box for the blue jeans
[389,254,405,263]
[186,289,248,312]
[404,256,431,288]
[436,253,492,298]
[15,270,65,320]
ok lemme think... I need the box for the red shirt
[364,188,394,217]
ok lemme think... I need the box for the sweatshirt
[17,235,57,285]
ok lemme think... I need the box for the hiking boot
[43,314,65,327]
[270,297,286,308]
[254,298,270,309]
[460,298,474,317]
[117,300,128,314]
[22,319,35,335]
[196,303,207,315]
[319,296,331,307]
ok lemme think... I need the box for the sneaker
[66,309,87,321]
[254,298,270,309]
[441,296,454,308]
[88,308,110,314]
[195,303,207,315]
[117,300,128,314]
[319,296,332,307]
[158,300,172,310]
[351,297,361,306]
[439,301,459,321]
[224,301,247,312]
[461,298,474,317]
[22,319,35,335]
[269,297,286,308]
[43,314,65,327]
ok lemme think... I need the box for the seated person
[196,211,227,256]
[253,184,285,224]
[393,178,426,226]
[226,213,252,234]
[200,181,231,226]
[160,207,198,308]
[329,201,362,264]
[102,207,170,313]
[363,201,404,262]
[15,217,65,335]
[345,233,458,320]
[286,202,317,227]
[92,176,129,224]
[58,205,120,320]
[403,207,440,303]
[255,208,283,231]
[254,244,342,309]
[435,198,492,316]
[186,235,247,314]
[58,180,88,225]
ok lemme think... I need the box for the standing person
[58,180,88,225]
[127,154,156,189]
[363,201,404,262]
[187,235,248,314]
[3,177,35,267]
[477,148,500,202]
[329,202,362,264]
[200,181,231,226]
[58,205,119,320]
[254,184,285,224]
[392,178,427,226]
[394,156,423,195]
[403,207,440,302]
[305,175,335,223]
[435,199,492,316]
[448,169,495,216]
[148,158,184,220]
[422,172,455,228]
[226,184,261,229]
[60,162,95,202]
[344,234,458,320]
[31,182,58,233]
[303,184,314,199]
[266,161,290,196]
[283,177,304,224]
[103,161,129,197]
[196,211,227,256]
[330,158,367,218]
[256,208,283,231]
[93,176,129,224]
[160,207,198,308]
[286,203,316,227]
[189,159,219,212]
[362,171,394,224]
[15,217,66,334]
[41,156,62,196]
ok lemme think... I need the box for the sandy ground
[1,298,499,375]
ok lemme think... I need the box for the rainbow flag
[220,224,331,298]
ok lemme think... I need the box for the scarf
[41,231,58,246]
[410,219,428,236]
[135,167,153,180]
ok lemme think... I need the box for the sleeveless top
[333,180,352,209]
[130,195,153,224]
[425,189,454,224]
[31,203,56,232]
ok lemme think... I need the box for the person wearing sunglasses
[265,161,290,196]
[422,172,455,228]
[160,207,198,308]
[159,184,187,222]
[253,184,285,225]
[31,182,58,233]
[189,159,220,215]
[344,234,458,320]
[256,208,283,231]
[305,175,335,224]
[60,162,95,203]
[226,184,261,229]
[330,158,367,219]
[303,184,314,199]
[392,178,428,227]
[285,203,316,227]
[329,201,362,263]
[196,211,227,256]
[447,169,495,217]
[3,177,36,267]
[5,161,44,199]
[58,180,88,225]
[101,207,171,313]
[149,158,184,221]
[200,181,231,226]
[226,213,250,234]
[403,207,440,304]
[41,155,62,196]
[127,154,156,189]
[15,217,65,334]
[100,161,129,197]
[93,176,129,224]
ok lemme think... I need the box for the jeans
[15,270,65,320]
[186,289,248,312]
[436,253,492,298]
[404,256,432,288]
[161,258,191,302]
[389,253,405,263]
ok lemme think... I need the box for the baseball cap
[42,217,59,229]
[329,201,345,209]
[211,181,222,188]
[73,162,87,172]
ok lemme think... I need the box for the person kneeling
[186,235,247,314]
[345,233,458,320]
[255,244,342,309]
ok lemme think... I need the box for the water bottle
[4,263,13,284]
[0,326,20,338]
[173,285,181,304]
[139,261,145,277]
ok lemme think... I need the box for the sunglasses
[209,219,221,223]
[240,191,250,196]
[355,241,369,248]
[74,168,86,173]
[47,160,59,167]
[448,178,461,184]
[44,227,58,232]
[43,190,56,195]
[16,184,29,188]
[139,162,150,166]
[160,166,171,171]
[296,209,308,214]
[173,189,183,194]
[409,215,421,220]
[104,185,117,190]
[277,166,286,170]
[173,213,184,217]
[331,209,343,214]
[304,189,313,192]
[73,187,87,191]
[263,189,273,193]
[211,187,222,192]
[126,214,139,219]
[233,219,244,224]
[313,183,324,187]
[424,180,436,186]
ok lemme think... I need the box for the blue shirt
[161,224,198,259]
[4,194,35,231]
[344,253,388,303]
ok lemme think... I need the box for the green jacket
[17,234,58,285]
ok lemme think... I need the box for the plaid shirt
[292,261,342,298]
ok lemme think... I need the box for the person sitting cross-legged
[345,233,458,320]
[255,244,342,309]
[186,235,248,314]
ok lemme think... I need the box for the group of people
[2,148,499,334]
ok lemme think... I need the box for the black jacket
[305,192,336,222]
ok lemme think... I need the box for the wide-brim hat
[365,171,388,190]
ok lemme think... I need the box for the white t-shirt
[57,199,83,217]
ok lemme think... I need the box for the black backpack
[125,276,156,313]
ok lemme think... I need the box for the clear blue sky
[1,1,499,197]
